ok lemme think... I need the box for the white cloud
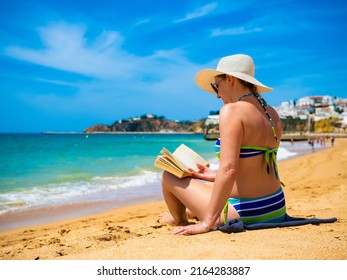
[35,78,82,88]
[175,3,217,23]
[211,26,262,37]
[5,22,136,79]
[4,21,198,84]
[134,18,151,26]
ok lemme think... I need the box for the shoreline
[0,194,164,232]
[0,139,346,260]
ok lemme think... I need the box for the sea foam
[0,170,162,215]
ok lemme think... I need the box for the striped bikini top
[215,93,279,179]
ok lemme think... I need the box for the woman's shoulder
[219,103,251,131]
[220,102,256,120]
[220,102,247,114]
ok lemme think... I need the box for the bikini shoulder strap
[253,93,279,142]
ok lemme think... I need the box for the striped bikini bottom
[225,187,286,225]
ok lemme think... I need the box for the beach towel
[217,214,338,234]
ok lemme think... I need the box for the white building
[276,95,347,120]
[205,111,220,125]
[210,95,347,126]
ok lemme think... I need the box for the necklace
[237,93,254,102]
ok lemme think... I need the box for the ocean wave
[277,147,297,161]
[0,170,162,215]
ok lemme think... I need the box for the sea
[0,133,326,230]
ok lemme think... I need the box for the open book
[154,144,210,178]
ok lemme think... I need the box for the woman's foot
[158,212,197,226]
[158,212,177,226]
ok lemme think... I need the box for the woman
[161,54,286,235]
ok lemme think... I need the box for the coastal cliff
[84,115,206,134]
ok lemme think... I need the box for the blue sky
[1,0,346,132]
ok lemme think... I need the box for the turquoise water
[0,134,216,216]
[0,133,322,230]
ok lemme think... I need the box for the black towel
[217,215,337,234]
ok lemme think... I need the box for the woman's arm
[202,104,243,228]
[171,104,243,235]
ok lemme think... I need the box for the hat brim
[195,69,272,94]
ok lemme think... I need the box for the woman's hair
[218,74,258,93]
[216,74,226,79]
[238,79,258,93]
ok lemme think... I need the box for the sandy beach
[0,139,346,260]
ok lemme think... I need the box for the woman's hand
[188,163,216,182]
[170,222,210,235]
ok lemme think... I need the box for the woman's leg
[161,171,240,227]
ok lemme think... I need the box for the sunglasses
[210,74,226,94]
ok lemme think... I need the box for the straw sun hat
[194,54,272,94]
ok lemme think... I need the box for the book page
[154,156,191,178]
[160,148,185,170]
[157,156,182,172]
[172,144,209,172]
